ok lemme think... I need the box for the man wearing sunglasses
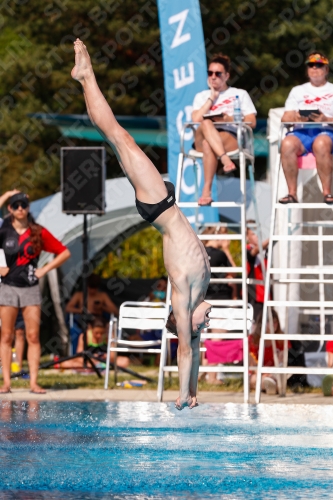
[192,53,257,205]
[280,52,333,204]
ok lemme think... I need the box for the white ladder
[157,122,262,403]
[255,123,333,403]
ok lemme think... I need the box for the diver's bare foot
[175,396,198,410]
[189,396,198,409]
[71,38,93,82]
[175,396,192,410]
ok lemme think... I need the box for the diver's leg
[71,39,166,203]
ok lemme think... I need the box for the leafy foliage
[95,226,166,278]
[0,0,332,200]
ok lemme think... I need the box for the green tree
[95,226,166,278]
[1,0,332,201]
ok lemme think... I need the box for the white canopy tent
[30,177,147,347]
[32,177,147,293]
[30,174,271,347]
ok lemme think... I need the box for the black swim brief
[136,181,176,223]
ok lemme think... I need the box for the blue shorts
[287,128,333,156]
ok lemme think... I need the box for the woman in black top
[0,192,71,394]
[201,226,237,384]
[203,226,237,301]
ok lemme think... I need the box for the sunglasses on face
[207,70,224,77]
[307,62,325,68]
[11,201,29,210]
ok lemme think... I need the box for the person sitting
[145,276,167,303]
[246,220,269,321]
[57,316,129,370]
[201,226,238,384]
[203,225,237,302]
[128,277,169,366]
[66,274,118,317]
[65,273,118,353]
[279,52,333,205]
[192,52,257,206]
[249,309,290,395]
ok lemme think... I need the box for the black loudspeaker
[61,147,106,214]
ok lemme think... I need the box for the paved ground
[0,388,332,404]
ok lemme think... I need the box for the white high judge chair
[255,120,333,403]
[157,121,263,403]
[104,301,167,388]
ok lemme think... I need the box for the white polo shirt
[193,87,257,118]
[285,81,333,116]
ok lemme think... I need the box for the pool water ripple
[0,401,333,499]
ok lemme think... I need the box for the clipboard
[203,112,225,122]
[0,249,7,267]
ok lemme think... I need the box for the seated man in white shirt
[192,53,257,206]
[280,52,333,205]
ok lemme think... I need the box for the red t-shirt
[249,335,291,366]
[0,223,67,287]
[326,341,333,353]
[247,245,267,303]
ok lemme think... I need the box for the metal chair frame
[255,122,333,403]
[105,301,167,388]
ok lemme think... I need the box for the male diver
[71,39,211,409]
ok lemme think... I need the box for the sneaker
[263,377,277,395]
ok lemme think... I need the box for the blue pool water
[0,401,333,499]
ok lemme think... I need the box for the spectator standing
[0,192,71,394]
[192,53,257,205]
[0,191,24,369]
[0,190,21,223]
[280,52,333,204]
[203,226,237,301]
[13,310,25,371]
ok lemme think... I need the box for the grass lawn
[5,359,323,394]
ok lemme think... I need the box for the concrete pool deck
[0,388,332,404]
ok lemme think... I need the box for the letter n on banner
[157,0,219,226]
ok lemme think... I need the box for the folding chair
[158,302,254,403]
[104,301,167,388]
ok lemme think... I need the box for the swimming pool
[0,401,333,499]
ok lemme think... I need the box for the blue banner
[157,0,218,225]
